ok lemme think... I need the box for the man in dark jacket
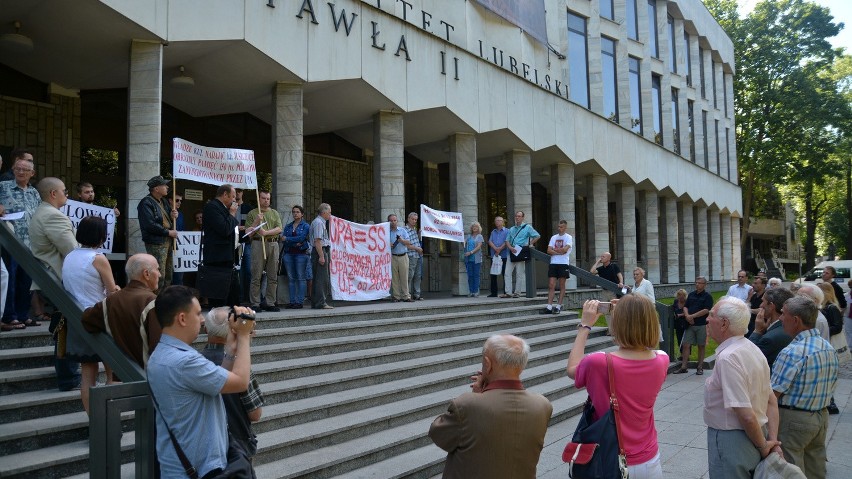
[137,175,177,291]
[202,184,240,307]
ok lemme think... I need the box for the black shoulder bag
[562,353,629,479]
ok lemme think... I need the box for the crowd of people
[2,151,851,477]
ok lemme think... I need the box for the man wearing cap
[137,175,178,291]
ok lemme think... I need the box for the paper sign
[60,199,116,253]
[328,216,392,301]
[172,138,257,189]
[174,232,202,272]
[420,204,464,242]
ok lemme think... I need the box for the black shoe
[487,294,498,298]
[264,305,281,312]
[828,403,840,415]
[293,304,303,309]
[540,308,553,315]
[552,308,561,315]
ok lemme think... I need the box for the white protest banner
[329,216,392,301]
[60,199,116,253]
[172,138,258,189]
[420,204,464,242]
[174,232,202,272]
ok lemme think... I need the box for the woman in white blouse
[632,267,655,302]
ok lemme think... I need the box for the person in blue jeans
[464,222,483,297]
[281,205,310,309]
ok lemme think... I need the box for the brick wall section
[0,93,81,182]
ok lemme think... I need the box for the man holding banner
[137,175,177,292]
[245,191,282,312]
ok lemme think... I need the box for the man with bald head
[28,177,81,390]
[82,253,163,369]
[429,334,552,478]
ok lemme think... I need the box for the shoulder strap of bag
[508,223,528,245]
[606,353,629,478]
[146,380,201,479]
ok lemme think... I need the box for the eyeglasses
[175,199,182,203]
[54,189,68,196]
[13,167,33,173]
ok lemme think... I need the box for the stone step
[252,368,598,479]
[0,306,559,372]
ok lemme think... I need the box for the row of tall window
[567,5,732,177]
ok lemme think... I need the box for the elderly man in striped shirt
[771,295,838,479]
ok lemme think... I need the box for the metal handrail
[0,223,154,477]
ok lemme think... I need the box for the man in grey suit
[749,287,795,368]
[429,335,552,478]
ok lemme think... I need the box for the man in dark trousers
[201,184,240,307]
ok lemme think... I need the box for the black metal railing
[0,224,155,478]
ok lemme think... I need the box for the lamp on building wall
[1,21,34,52]
[170,66,196,89]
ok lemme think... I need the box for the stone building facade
[0,0,740,293]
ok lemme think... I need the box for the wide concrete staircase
[0,297,613,478]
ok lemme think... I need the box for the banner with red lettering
[172,138,258,189]
[329,216,392,301]
[420,204,464,242]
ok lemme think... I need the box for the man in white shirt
[541,220,572,315]
[727,270,753,303]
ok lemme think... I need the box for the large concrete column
[272,82,303,214]
[551,163,577,289]
[708,209,721,280]
[638,191,660,283]
[126,40,163,255]
[615,184,637,273]
[449,133,478,295]
[721,212,732,281]
[373,110,405,220]
[586,174,609,260]
[661,196,680,283]
[695,205,709,277]
[678,200,695,282]
[506,150,532,224]
[731,216,742,275]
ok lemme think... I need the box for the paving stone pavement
[534,370,852,479]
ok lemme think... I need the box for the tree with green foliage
[704,0,848,268]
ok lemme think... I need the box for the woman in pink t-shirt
[567,294,669,478]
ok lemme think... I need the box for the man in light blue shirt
[501,211,540,298]
[487,216,509,297]
[389,214,415,302]
[148,286,256,478]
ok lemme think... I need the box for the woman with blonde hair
[463,222,483,297]
[567,294,669,478]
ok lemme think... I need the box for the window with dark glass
[600,0,614,20]
[684,32,692,86]
[568,12,590,108]
[702,110,709,168]
[699,47,706,99]
[671,88,680,154]
[711,60,717,108]
[688,100,695,161]
[648,0,659,58]
[627,0,638,40]
[629,57,642,134]
[602,37,618,122]
[725,128,731,180]
[723,74,729,117]
[714,119,720,173]
[652,75,663,145]
[668,15,676,73]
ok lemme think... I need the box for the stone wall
[302,152,373,223]
[0,92,81,182]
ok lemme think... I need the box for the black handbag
[562,353,629,479]
[147,382,254,479]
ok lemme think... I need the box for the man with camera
[147,286,256,478]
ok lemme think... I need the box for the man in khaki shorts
[674,276,714,375]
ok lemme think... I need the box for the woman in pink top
[567,294,669,478]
